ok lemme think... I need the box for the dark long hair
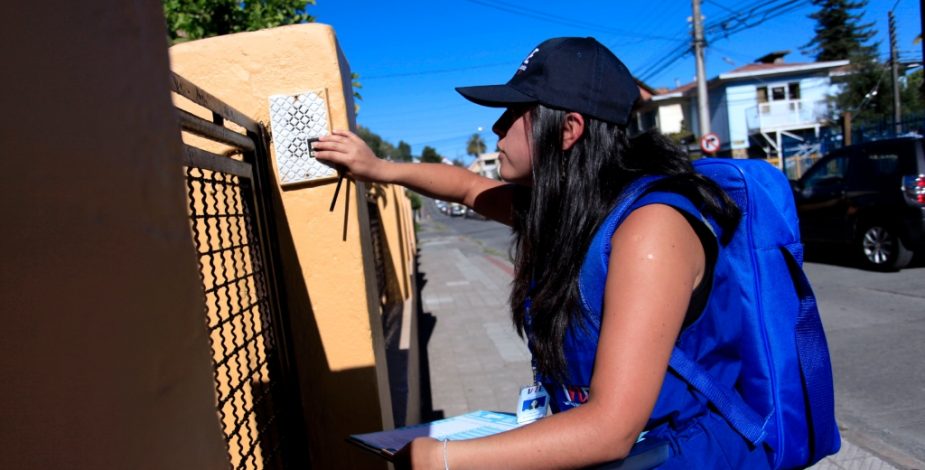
[510,105,740,381]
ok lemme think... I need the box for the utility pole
[920,0,925,106]
[692,0,711,137]
[889,11,902,135]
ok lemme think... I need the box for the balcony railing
[746,99,828,133]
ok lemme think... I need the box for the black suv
[792,136,925,270]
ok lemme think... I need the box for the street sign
[700,132,721,154]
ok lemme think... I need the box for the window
[771,86,786,101]
[788,82,801,100]
[757,86,768,104]
[803,154,849,192]
[867,153,900,176]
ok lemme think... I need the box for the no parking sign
[700,132,720,155]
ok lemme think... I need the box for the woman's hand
[312,129,389,183]
[392,437,443,470]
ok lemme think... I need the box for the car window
[855,140,919,187]
[888,140,917,173]
[864,141,909,175]
[803,154,849,190]
[867,152,899,175]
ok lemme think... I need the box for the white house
[468,152,500,179]
[638,52,849,166]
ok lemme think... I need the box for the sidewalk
[415,217,907,470]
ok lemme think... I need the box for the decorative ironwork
[172,73,308,469]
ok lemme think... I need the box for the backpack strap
[780,245,840,462]
[667,245,840,454]
[668,349,770,447]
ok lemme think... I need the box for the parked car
[464,207,486,220]
[434,200,448,215]
[791,136,925,270]
[449,203,467,217]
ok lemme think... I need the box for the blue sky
[311,0,921,163]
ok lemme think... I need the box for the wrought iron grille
[366,200,388,300]
[172,73,308,469]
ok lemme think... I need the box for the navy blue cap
[456,37,640,126]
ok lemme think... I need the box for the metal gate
[171,73,309,469]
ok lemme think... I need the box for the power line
[637,0,813,83]
[633,1,684,39]
[362,61,512,80]
[704,0,738,14]
[706,0,811,38]
[463,0,680,42]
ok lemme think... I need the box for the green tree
[356,125,397,159]
[351,72,363,115]
[803,0,877,61]
[395,141,413,162]
[836,60,924,125]
[163,0,315,43]
[420,146,444,163]
[800,0,923,125]
[466,133,486,161]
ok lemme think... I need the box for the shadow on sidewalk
[414,253,445,422]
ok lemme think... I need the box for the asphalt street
[423,198,925,467]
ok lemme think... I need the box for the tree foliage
[355,126,417,161]
[164,0,314,43]
[356,125,395,160]
[466,133,486,159]
[420,146,444,164]
[396,141,413,162]
[802,0,923,124]
[833,59,924,125]
[803,0,877,61]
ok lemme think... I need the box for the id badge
[516,384,549,424]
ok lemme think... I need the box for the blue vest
[528,190,731,424]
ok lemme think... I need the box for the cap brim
[455,85,536,108]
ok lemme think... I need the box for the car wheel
[857,223,914,271]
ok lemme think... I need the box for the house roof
[650,82,696,102]
[717,60,850,80]
[634,79,657,101]
[645,59,850,102]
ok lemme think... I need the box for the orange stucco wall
[170,24,417,468]
[0,2,228,469]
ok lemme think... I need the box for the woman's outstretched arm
[313,129,516,225]
[406,204,705,469]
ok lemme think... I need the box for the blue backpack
[574,158,840,469]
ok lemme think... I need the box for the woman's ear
[562,112,585,151]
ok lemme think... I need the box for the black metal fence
[781,115,925,179]
[171,73,309,469]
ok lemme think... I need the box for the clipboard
[347,410,670,468]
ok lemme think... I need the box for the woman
[313,37,771,469]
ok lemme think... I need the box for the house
[468,152,501,179]
[637,51,849,167]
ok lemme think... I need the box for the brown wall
[0,2,228,469]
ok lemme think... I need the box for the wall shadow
[264,184,391,470]
[413,253,444,422]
